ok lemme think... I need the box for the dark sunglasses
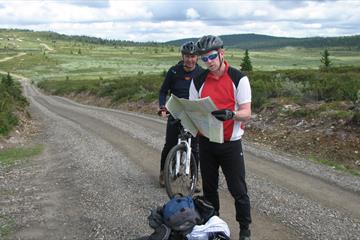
[201,52,218,62]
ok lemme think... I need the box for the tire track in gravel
[21,81,360,239]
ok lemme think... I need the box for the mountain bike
[164,119,198,198]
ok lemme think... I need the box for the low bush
[249,66,360,110]
[0,73,29,136]
[38,74,163,104]
[37,66,360,114]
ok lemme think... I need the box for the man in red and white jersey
[189,35,252,240]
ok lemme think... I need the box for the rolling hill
[1,28,360,50]
[165,33,360,50]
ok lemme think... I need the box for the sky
[0,0,359,42]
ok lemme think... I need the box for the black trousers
[198,136,251,230]
[160,115,199,171]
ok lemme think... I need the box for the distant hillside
[0,28,164,47]
[166,33,360,50]
[1,28,359,50]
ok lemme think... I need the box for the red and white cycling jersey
[189,61,251,141]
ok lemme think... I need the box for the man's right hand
[157,106,169,117]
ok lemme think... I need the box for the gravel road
[2,80,360,240]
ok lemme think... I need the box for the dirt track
[1,79,360,239]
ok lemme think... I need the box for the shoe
[239,229,251,240]
[194,180,201,193]
[149,224,171,240]
[193,178,202,193]
[159,171,165,188]
[239,236,251,240]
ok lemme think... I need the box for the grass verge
[309,156,360,177]
[0,214,15,239]
[0,145,43,167]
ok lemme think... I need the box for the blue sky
[0,0,359,42]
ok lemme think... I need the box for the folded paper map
[165,94,224,143]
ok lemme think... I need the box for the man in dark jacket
[158,41,203,187]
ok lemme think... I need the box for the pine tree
[320,49,331,69]
[2,72,14,87]
[240,49,253,71]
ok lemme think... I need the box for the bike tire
[164,143,198,198]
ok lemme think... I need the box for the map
[165,94,224,143]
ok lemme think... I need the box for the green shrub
[0,73,29,135]
[250,79,269,110]
[352,111,360,124]
[321,110,353,120]
[291,108,317,118]
[98,82,113,97]
[36,67,360,114]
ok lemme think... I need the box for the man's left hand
[211,109,235,121]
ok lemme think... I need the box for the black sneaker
[239,229,251,240]
[240,236,251,240]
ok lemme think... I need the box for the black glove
[211,109,235,121]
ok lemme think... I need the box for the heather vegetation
[37,74,163,103]
[36,66,360,123]
[0,73,29,135]
[249,66,360,109]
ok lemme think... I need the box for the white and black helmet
[180,41,196,55]
[195,35,223,55]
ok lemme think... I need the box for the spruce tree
[320,49,331,69]
[240,49,253,71]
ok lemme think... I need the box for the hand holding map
[165,94,224,143]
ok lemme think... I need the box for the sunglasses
[201,52,218,62]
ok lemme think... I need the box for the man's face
[201,50,223,72]
[182,54,198,70]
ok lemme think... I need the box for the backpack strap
[193,66,245,92]
[227,66,245,88]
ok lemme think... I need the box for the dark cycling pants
[160,115,199,171]
[198,136,251,230]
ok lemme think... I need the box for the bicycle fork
[175,138,192,176]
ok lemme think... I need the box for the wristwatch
[232,110,236,119]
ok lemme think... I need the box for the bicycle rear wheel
[164,143,198,198]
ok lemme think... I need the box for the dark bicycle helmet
[195,35,223,55]
[180,41,196,55]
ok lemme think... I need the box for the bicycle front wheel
[164,143,198,198]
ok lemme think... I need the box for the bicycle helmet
[195,35,223,55]
[180,41,196,55]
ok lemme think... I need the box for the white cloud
[186,8,200,20]
[254,10,268,17]
[0,0,153,24]
[0,0,359,42]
